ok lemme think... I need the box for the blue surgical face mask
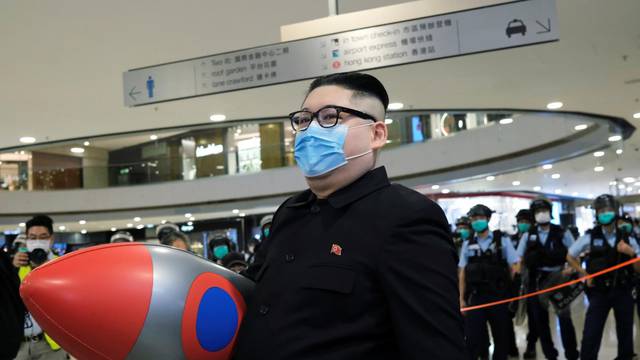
[457,228,471,240]
[294,121,373,177]
[471,219,489,233]
[618,223,633,234]
[597,211,616,225]
[213,245,229,259]
[518,223,531,234]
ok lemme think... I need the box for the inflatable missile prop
[20,243,254,360]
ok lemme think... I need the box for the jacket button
[259,305,270,315]
[310,205,320,213]
[285,253,295,263]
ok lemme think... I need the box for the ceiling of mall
[1,0,639,230]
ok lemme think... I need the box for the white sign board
[123,0,558,106]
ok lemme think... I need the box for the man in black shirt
[234,73,465,359]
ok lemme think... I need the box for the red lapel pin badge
[330,244,342,256]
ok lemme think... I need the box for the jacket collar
[285,167,390,209]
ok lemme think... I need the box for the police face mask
[518,223,531,234]
[535,211,551,224]
[597,211,616,225]
[618,223,633,234]
[213,245,230,260]
[457,228,471,240]
[294,122,373,177]
[471,219,489,233]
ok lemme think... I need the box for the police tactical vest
[465,230,510,293]
[524,224,567,269]
[586,226,634,289]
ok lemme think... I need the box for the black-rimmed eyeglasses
[288,105,377,132]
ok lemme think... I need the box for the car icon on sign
[506,19,526,37]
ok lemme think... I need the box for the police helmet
[110,231,134,243]
[515,209,533,222]
[592,194,619,212]
[530,198,552,214]
[467,204,493,218]
[455,216,471,227]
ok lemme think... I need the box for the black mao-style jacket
[235,167,466,360]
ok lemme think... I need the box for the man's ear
[370,122,388,151]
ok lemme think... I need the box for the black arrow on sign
[129,86,141,101]
[536,18,551,34]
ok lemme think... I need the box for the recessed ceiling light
[209,114,227,122]
[608,135,622,142]
[387,102,404,110]
[574,124,588,131]
[533,186,542,191]
[499,118,513,125]
[83,141,90,146]
[239,213,246,217]
[127,223,133,228]
[441,189,451,194]
[486,176,495,181]
[19,136,36,144]
[79,220,86,225]
[70,147,85,154]
[547,102,563,110]
[594,166,604,172]
[616,149,623,155]
[554,189,562,194]
[633,112,640,119]
[189,217,195,221]
[81,229,87,234]
[184,213,193,218]
[551,173,561,179]
[136,224,145,229]
[110,227,117,232]
[623,177,636,183]
[133,217,141,222]
[161,220,167,224]
[384,118,394,125]
[232,209,240,214]
[572,192,579,197]
[431,185,440,190]
[58,225,66,231]
[512,181,521,186]
[187,221,193,226]
[593,151,605,157]
[150,134,158,140]
[19,222,26,227]
[542,164,553,170]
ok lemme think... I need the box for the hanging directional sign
[123,0,558,107]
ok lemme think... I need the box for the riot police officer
[566,195,640,360]
[459,204,518,360]
[516,198,579,360]
[453,216,472,253]
[509,209,536,358]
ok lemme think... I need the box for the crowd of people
[455,195,640,360]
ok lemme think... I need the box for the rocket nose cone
[20,243,154,360]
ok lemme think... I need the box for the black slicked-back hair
[306,72,389,111]
[26,214,54,235]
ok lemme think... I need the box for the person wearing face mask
[516,198,578,360]
[11,215,67,360]
[235,73,465,360]
[458,204,518,360]
[453,216,472,253]
[566,195,640,360]
[208,233,234,264]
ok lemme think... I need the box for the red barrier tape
[461,256,640,312]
